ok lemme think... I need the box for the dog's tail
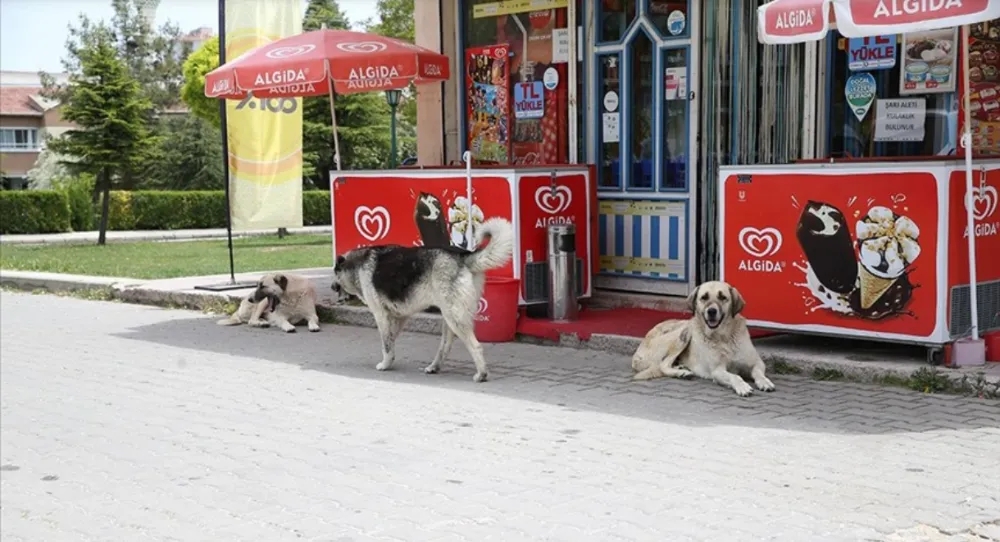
[465,217,514,273]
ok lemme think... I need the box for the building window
[597,54,622,187]
[1,176,29,190]
[825,30,957,159]
[461,0,583,165]
[0,128,40,151]
[598,0,636,44]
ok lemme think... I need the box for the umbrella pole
[328,85,342,171]
[464,150,474,250]
[962,25,980,341]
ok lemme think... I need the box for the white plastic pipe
[464,150,474,250]
[961,25,979,341]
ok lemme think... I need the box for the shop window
[826,30,957,159]
[662,47,688,189]
[597,54,622,188]
[628,31,654,189]
[461,0,584,166]
[647,0,689,39]
[598,0,637,43]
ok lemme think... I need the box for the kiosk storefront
[413,0,999,357]
[420,0,702,298]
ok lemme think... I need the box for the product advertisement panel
[959,18,1000,156]
[719,167,944,341]
[466,44,512,164]
[332,174,516,278]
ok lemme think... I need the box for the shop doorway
[590,0,698,297]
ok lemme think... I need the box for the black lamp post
[384,88,402,169]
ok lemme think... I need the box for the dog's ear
[335,255,346,268]
[274,274,288,291]
[686,285,700,314]
[729,285,746,317]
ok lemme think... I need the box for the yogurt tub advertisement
[900,28,958,95]
[961,18,1000,155]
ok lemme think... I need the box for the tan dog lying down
[216,273,321,333]
[631,281,775,397]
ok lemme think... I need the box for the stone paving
[1,291,998,542]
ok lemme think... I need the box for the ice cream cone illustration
[855,206,921,311]
[858,265,897,310]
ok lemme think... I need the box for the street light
[384,88,402,169]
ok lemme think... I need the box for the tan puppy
[631,281,775,397]
[216,293,274,327]
[249,273,321,333]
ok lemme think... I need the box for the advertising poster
[900,28,958,95]
[513,81,545,119]
[466,45,511,164]
[721,171,939,337]
[848,35,897,72]
[959,19,1000,156]
[332,175,514,277]
[493,8,569,165]
[224,0,303,230]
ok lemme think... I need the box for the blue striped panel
[668,216,679,261]
[614,215,625,258]
[632,218,642,275]
[599,213,607,257]
[598,202,686,281]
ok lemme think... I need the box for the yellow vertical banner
[225,0,303,230]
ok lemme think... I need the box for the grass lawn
[0,234,332,279]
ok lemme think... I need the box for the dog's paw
[755,377,776,392]
[677,368,694,379]
[282,326,296,333]
[472,371,488,383]
[423,365,439,374]
[733,380,754,397]
[375,361,393,371]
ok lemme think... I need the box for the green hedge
[0,189,331,235]
[0,191,72,234]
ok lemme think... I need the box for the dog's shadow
[112,315,1000,437]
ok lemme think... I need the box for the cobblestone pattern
[1,292,998,542]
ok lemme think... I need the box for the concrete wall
[415,0,460,166]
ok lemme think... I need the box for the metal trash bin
[547,223,578,321]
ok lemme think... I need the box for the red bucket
[474,277,520,342]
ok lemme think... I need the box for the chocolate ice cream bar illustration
[448,196,485,248]
[414,192,451,248]
[795,201,859,295]
[855,206,921,310]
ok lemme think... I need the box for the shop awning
[757,0,1000,44]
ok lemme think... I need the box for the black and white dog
[331,217,514,382]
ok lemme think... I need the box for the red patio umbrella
[756,0,1000,343]
[204,27,451,170]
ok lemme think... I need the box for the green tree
[365,0,417,159]
[303,0,391,186]
[48,25,154,245]
[363,0,414,42]
[180,36,221,128]
[41,0,189,191]
[140,114,224,190]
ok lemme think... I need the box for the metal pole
[962,24,979,341]
[218,0,236,283]
[390,103,398,168]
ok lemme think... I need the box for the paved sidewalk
[1,291,999,541]
[0,226,331,245]
[3,268,999,393]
